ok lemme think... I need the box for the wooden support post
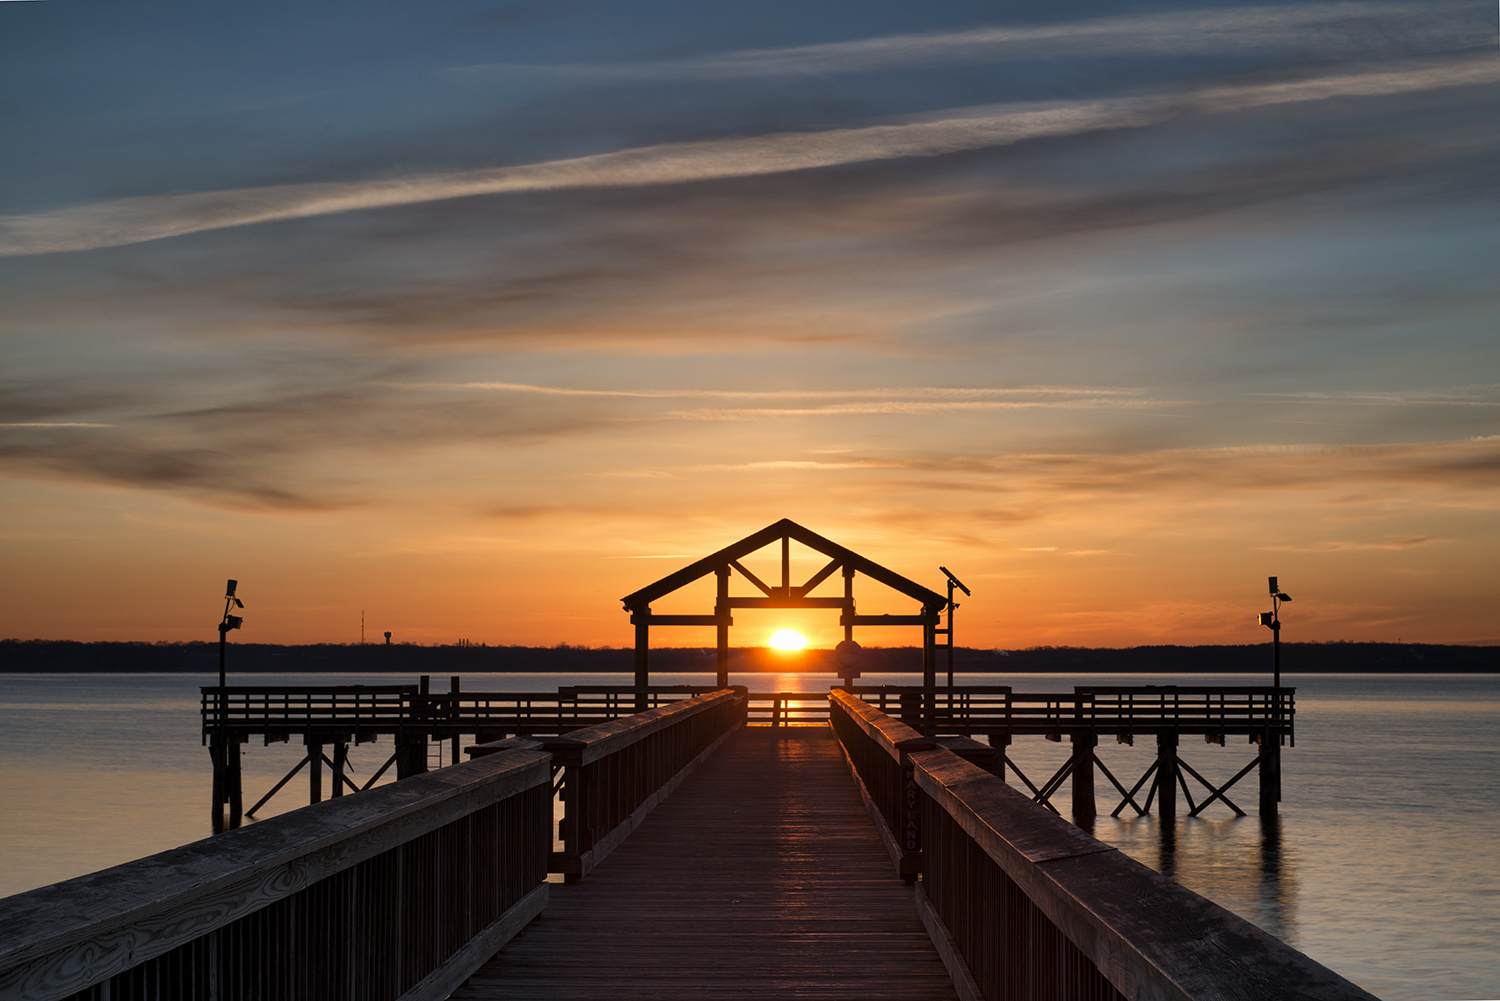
[921,617,936,731]
[307,736,323,804]
[843,567,855,642]
[395,733,428,778]
[1156,731,1178,819]
[450,675,461,766]
[1071,731,1097,826]
[986,732,1009,781]
[1260,726,1281,816]
[716,567,730,688]
[209,735,227,834]
[634,620,649,711]
[332,740,347,798]
[227,736,243,828]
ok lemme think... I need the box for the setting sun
[767,629,808,651]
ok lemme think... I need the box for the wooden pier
[3,688,1369,1001]
[203,679,1293,830]
[453,727,958,1000]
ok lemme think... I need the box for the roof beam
[793,557,842,598]
[728,559,773,597]
[620,518,948,610]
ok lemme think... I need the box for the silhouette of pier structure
[204,521,1291,831]
[2,523,1341,1001]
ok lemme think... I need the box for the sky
[1,0,1497,650]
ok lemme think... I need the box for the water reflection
[1096,812,1298,945]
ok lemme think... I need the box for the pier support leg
[307,737,323,804]
[1071,732,1097,827]
[1259,728,1281,816]
[450,676,461,766]
[209,735,227,834]
[332,740,347,798]
[986,732,1009,781]
[396,734,428,778]
[1156,731,1179,819]
[226,736,243,828]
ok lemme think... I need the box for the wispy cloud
[1252,386,1500,407]
[396,382,1142,400]
[657,398,1179,420]
[455,3,1485,80]
[1256,536,1441,551]
[3,55,1494,257]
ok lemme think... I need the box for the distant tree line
[0,639,1494,674]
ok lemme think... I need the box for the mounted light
[1259,612,1275,626]
[226,579,238,598]
[225,615,243,630]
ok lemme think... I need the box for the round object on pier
[836,639,863,667]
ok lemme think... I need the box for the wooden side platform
[452,727,958,1000]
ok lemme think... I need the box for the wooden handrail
[532,688,745,764]
[514,689,749,881]
[911,748,1375,1001]
[0,746,552,1001]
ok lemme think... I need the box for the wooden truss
[620,519,950,690]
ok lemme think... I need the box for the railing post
[895,737,930,885]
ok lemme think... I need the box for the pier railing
[828,689,933,880]
[912,747,1375,1001]
[0,745,551,1001]
[844,685,1294,740]
[470,687,748,881]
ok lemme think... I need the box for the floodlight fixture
[217,580,246,687]
[1261,576,1291,689]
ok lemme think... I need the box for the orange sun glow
[767,629,808,651]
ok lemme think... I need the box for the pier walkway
[453,727,957,1000]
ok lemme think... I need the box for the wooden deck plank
[453,727,959,1000]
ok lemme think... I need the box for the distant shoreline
[1,639,1494,673]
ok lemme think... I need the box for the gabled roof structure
[621,518,951,690]
[623,518,947,611]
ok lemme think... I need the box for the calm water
[1,671,1496,1000]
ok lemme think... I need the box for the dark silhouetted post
[716,567,730,688]
[1156,731,1178,818]
[634,619,649,711]
[450,675,461,765]
[1259,577,1291,815]
[217,578,244,687]
[307,735,323,804]
[1071,732,1097,825]
[938,567,970,687]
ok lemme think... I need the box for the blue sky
[2,0,1497,647]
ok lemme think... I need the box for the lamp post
[939,566,970,687]
[1258,576,1291,689]
[218,579,245,687]
[1257,576,1290,813]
